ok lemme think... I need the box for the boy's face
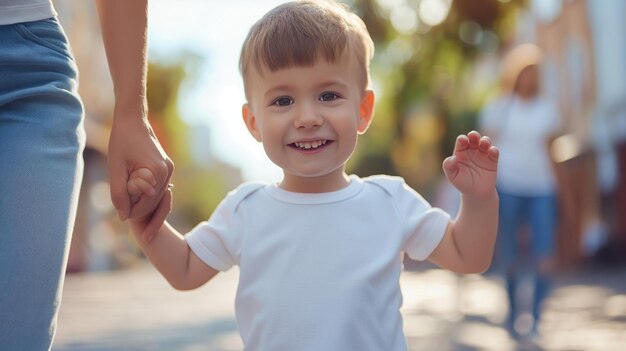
[242,53,374,192]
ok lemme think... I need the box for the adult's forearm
[96,0,148,113]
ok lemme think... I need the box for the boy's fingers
[488,146,500,162]
[467,130,481,149]
[135,167,157,186]
[131,178,156,196]
[129,160,174,218]
[142,189,172,242]
[442,156,458,179]
[454,134,469,152]
[479,136,492,152]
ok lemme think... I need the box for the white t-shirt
[479,95,560,196]
[0,0,55,25]
[186,175,450,351]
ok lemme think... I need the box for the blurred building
[519,0,626,266]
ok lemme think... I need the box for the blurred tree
[347,0,526,198]
[147,57,237,231]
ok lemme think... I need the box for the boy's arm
[428,131,499,274]
[130,191,219,290]
[136,221,220,291]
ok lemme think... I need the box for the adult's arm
[96,0,174,230]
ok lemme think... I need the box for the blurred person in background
[479,43,561,339]
[0,1,172,349]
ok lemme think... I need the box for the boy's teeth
[294,140,327,149]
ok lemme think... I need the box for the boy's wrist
[128,219,145,237]
[461,189,499,206]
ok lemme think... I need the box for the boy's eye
[319,92,340,102]
[271,97,294,106]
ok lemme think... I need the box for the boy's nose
[294,103,323,128]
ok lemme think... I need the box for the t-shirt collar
[264,175,363,204]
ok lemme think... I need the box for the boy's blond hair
[239,0,375,98]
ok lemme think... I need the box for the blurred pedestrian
[0,1,172,349]
[479,43,561,338]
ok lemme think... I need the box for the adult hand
[108,109,174,223]
[97,0,171,224]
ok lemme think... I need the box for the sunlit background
[49,0,626,350]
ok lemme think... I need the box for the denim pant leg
[0,19,85,350]
[496,192,526,272]
[528,194,557,260]
[496,191,527,328]
[528,194,557,323]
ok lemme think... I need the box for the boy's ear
[242,103,262,142]
[357,89,375,135]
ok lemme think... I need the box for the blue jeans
[496,191,557,333]
[0,18,85,350]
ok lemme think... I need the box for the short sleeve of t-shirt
[369,176,451,261]
[185,183,263,272]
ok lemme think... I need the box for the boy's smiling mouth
[289,139,332,151]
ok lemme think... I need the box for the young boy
[127,1,499,350]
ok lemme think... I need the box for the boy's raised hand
[442,131,499,199]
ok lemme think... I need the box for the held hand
[442,131,499,199]
[127,167,173,242]
[128,167,157,203]
[129,188,173,243]
[108,114,174,221]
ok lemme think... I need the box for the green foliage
[348,0,525,194]
[147,58,237,228]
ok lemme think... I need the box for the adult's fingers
[150,159,174,190]
[128,191,163,218]
[165,158,175,181]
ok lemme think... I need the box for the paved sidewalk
[53,263,626,351]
